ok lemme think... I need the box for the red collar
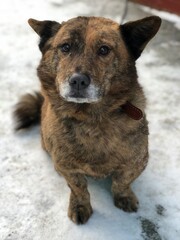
[121,101,143,120]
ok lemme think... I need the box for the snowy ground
[0,0,180,239]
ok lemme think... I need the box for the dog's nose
[69,73,91,90]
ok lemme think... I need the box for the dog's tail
[14,92,44,131]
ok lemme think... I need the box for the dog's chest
[61,117,140,164]
[44,115,147,177]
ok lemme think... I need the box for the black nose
[69,73,91,90]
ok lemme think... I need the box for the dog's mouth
[60,82,101,104]
[59,73,103,104]
[69,91,86,99]
[63,91,100,104]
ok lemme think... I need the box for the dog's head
[28,16,161,104]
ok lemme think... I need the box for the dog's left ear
[120,16,161,60]
[28,18,61,52]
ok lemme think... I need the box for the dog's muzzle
[68,73,91,98]
[59,73,100,103]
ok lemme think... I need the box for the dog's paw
[68,204,93,224]
[114,192,139,212]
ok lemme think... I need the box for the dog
[14,16,161,224]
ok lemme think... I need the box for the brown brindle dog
[14,16,161,224]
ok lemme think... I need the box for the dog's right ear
[28,18,61,52]
[120,16,161,60]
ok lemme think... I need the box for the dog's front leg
[111,170,139,212]
[61,172,93,224]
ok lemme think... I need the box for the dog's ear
[28,18,61,52]
[120,16,161,60]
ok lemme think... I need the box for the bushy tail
[14,92,44,131]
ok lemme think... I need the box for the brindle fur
[14,16,161,224]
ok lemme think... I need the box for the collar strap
[121,101,143,120]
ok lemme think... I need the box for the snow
[0,0,180,239]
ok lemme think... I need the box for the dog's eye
[98,45,110,56]
[60,43,71,53]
